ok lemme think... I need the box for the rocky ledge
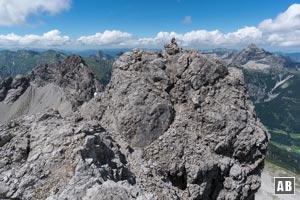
[0,48,269,200]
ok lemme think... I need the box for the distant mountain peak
[0,55,102,124]
[89,50,113,61]
[61,55,87,68]
[229,44,300,70]
[247,43,259,49]
[244,44,266,54]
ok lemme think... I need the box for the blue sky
[0,0,300,51]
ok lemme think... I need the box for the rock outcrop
[0,55,101,124]
[0,109,135,200]
[0,75,30,104]
[94,49,269,199]
[28,55,102,108]
[0,48,269,200]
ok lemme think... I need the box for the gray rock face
[28,55,102,108]
[0,55,102,125]
[0,76,13,101]
[0,75,29,103]
[0,109,136,200]
[88,49,269,199]
[0,49,269,200]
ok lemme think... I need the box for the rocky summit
[0,47,269,200]
[0,55,102,124]
[226,44,299,70]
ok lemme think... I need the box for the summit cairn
[164,37,180,55]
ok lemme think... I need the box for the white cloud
[267,31,300,47]
[182,27,262,47]
[0,3,300,49]
[221,26,263,46]
[0,26,293,49]
[259,4,300,32]
[130,27,262,48]
[77,30,133,46]
[0,27,265,49]
[0,30,70,47]
[181,30,221,46]
[0,0,71,26]
[135,32,182,47]
[183,16,192,25]
[257,4,300,47]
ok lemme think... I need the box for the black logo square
[274,177,295,195]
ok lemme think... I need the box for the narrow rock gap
[167,166,187,190]
[208,174,225,200]
[25,134,31,160]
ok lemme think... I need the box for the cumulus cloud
[0,0,71,26]
[0,27,265,49]
[131,27,262,48]
[221,26,263,46]
[267,31,300,47]
[181,30,221,45]
[131,3,300,49]
[135,32,182,47]
[0,3,300,49]
[257,4,300,47]
[0,30,70,47]
[183,16,192,25]
[259,4,300,32]
[77,30,133,46]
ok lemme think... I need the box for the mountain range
[0,47,269,199]
[0,44,299,199]
[0,50,66,77]
[0,49,115,85]
[1,46,299,174]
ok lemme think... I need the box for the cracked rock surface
[0,49,269,200]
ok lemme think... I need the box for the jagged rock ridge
[0,55,101,124]
[0,48,269,200]
[27,55,102,108]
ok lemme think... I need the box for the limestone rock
[28,55,102,108]
[0,75,29,104]
[91,49,269,199]
[0,48,269,200]
[0,55,102,125]
[0,110,136,200]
